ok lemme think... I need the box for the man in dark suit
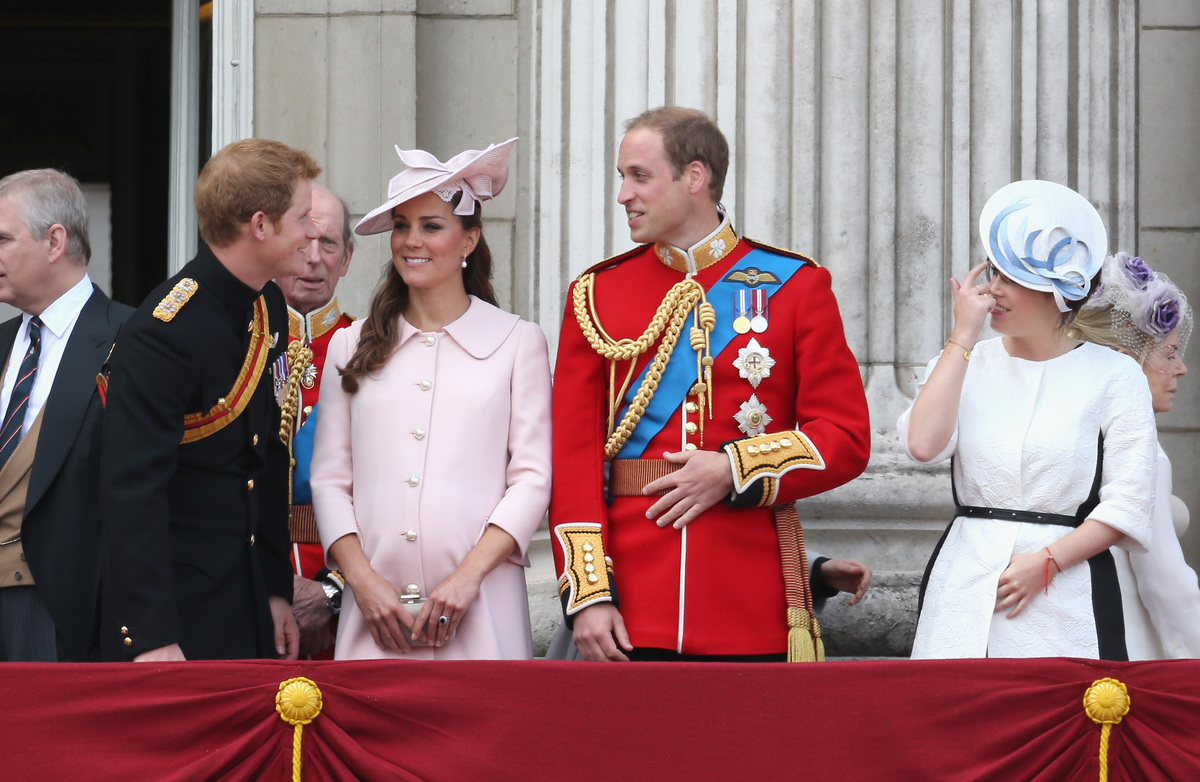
[0,169,132,661]
[100,139,318,662]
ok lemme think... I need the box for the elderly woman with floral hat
[1070,253,1197,659]
[310,138,552,660]
[898,180,1158,660]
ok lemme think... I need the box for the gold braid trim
[572,273,714,460]
[276,677,323,782]
[279,340,313,509]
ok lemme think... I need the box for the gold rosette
[276,677,324,781]
[1083,677,1130,782]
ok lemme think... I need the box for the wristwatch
[316,569,344,615]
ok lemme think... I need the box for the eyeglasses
[982,264,1005,284]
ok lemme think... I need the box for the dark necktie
[0,316,43,469]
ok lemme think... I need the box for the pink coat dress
[310,296,552,660]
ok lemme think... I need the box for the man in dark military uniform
[99,139,321,661]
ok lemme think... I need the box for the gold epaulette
[742,237,821,268]
[577,244,650,278]
[723,430,825,498]
[153,278,199,322]
[554,523,614,614]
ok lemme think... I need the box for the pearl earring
[461,257,468,269]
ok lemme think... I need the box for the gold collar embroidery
[287,298,343,343]
[652,217,738,275]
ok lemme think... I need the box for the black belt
[955,505,1082,528]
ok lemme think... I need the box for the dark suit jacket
[6,285,133,661]
[99,246,292,661]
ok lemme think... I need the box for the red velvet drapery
[3,658,1197,781]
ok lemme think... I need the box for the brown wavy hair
[339,194,498,393]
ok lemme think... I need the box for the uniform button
[249,534,256,546]
[587,574,599,583]
[582,543,594,552]
[684,443,698,451]
[748,445,760,454]
[685,402,699,414]
[424,335,437,347]
[584,563,595,573]
[408,475,421,487]
[780,438,793,448]
[13,572,21,581]
[583,553,594,562]
[419,379,432,391]
[124,637,133,647]
[252,434,259,446]
[685,422,698,435]
[413,428,426,440]
[246,479,255,491]
[121,626,129,635]
[303,405,313,416]
[405,529,418,541]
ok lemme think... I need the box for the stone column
[525,0,1138,655]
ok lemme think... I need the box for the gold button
[218,397,227,406]
[405,529,418,541]
[587,574,599,583]
[583,553,594,563]
[303,405,313,416]
[780,437,793,447]
[408,475,421,487]
[582,543,594,552]
[121,626,129,635]
[584,563,595,573]
[246,479,255,491]
[413,428,426,440]
[419,379,432,391]
[249,534,256,546]
[770,441,781,451]
[685,422,698,435]
[684,443,697,451]
[748,445,759,455]
[252,434,259,446]
[124,637,133,647]
[685,402,698,414]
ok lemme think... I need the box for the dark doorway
[0,0,172,307]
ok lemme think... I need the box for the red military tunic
[287,298,354,583]
[550,218,870,655]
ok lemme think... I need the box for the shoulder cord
[572,273,716,460]
[279,340,315,504]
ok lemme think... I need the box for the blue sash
[291,403,318,504]
[613,247,806,459]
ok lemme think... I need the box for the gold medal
[733,288,751,333]
[733,316,751,334]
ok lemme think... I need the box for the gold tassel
[786,607,825,663]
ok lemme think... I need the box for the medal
[733,338,775,389]
[734,394,772,436]
[750,289,768,333]
[733,289,751,334]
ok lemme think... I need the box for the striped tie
[0,316,43,469]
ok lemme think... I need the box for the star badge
[734,394,772,436]
[733,338,775,388]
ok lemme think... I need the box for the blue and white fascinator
[978,180,1107,312]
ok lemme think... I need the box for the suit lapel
[26,287,117,513]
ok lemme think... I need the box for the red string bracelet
[1041,546,1060,595]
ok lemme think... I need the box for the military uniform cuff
[721,430,825,505]
[554,523,616,616]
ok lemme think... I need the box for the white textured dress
[898,338,1157,659]
[1114,445,1200,659]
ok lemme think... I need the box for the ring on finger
[438,615,449,625]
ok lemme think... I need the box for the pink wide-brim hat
[354,137,518,236]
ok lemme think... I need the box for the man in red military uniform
[551,107,871,661]
[275,183,355,657]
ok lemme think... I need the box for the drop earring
[461,256,468,269]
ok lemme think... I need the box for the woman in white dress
[899,180,1158,660]
[1070,252,1197,658]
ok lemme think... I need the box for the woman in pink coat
[310,138,552,659]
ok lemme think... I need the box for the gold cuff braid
[724,430,824,494]
[553,523,613,614]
